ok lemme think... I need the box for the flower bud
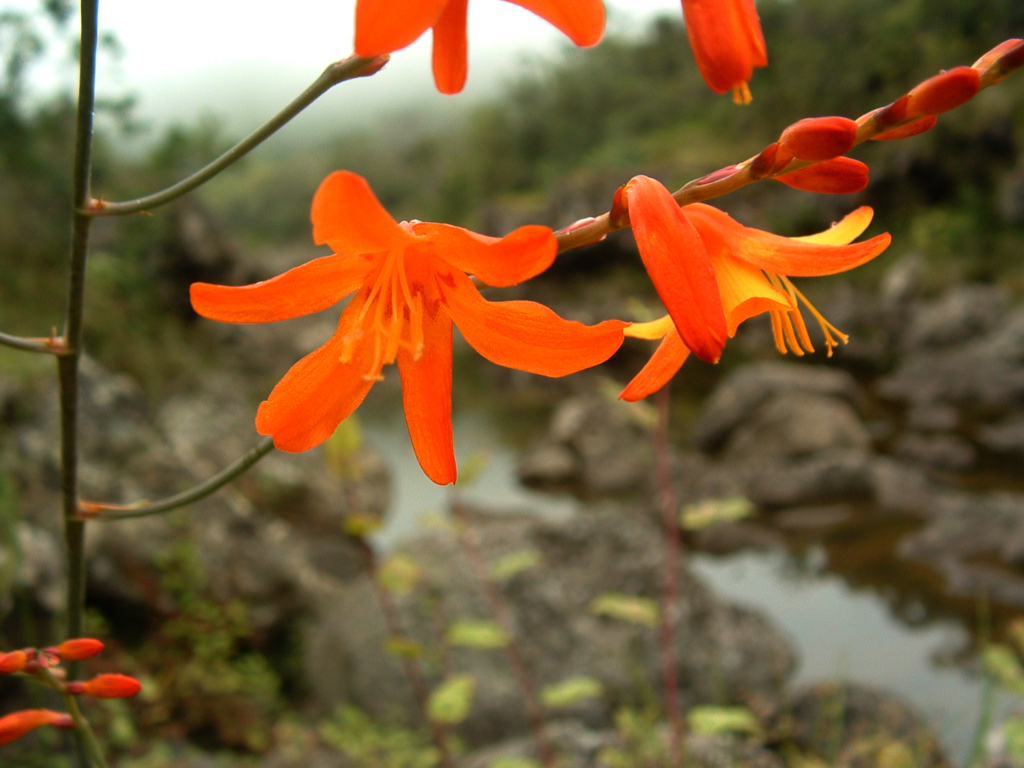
[973,39,1023,72]
[750,143,789,179]
[0,709,73,746]
[905,67,980,118]
[779,117,858,162]
[774,157,869,194]
[872,115,937,141]
[52,638,105,662]
[695,165,739,186]
[609,185,630,229]
[0,651,28,674]
[66,673,142,699]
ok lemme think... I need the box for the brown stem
[654,385,685,765]
[450,499,557,768]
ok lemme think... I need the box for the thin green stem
[79,436,275,520]
[37,667,111,768]
[0,331,65,355]
[91,55,389,217]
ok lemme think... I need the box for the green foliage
[597,705,670,768]
[446,619,510,650]
[681,497,756,531]
[379,553,423,597]
[687,705,762,737]
[541,676,604,709]
[591,593,660,627]
[142,530,283,752]
[319,706,440,768]
[489,548,542,581]
[427,674,476,725]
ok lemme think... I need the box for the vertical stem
[58,3,99,765]
[356,541,456,768]
[654,385,685,764]
[450,499,557,768]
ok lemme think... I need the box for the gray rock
[307,503,797,746]
[893,433,976,472]
[902,284,1009,350]
[692,362,865,454]
[977,416,1024,455]
[744,450,874,508]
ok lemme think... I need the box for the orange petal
[682,0,767,95]
[510,0,606,47]
[793,206,873,245]
[619,328,691,402]
[311,170,414,253]
[712,253,791,336]
[686,203,891,277]
[625,176,727,363]
[397,307,456,485]
[439,268,625,377]
[255,296,377,452]
[354,0,448,56]
[190,254,378,323]
[412,222,556,287]
[432,0,469,94]
[774,157,869,194]
[0,710,72,746]
[779,117,858,162]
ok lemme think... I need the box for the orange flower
[619,176,890,401]
[681,0,768,104]
[354,0,606,94]
[0,709,72,746]
[66,674,142,699]
[192,171,625,485]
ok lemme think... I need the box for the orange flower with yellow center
[354,0,606,94]
[191,171,625,484]
[619,176,890,401]
[681,0,768,104]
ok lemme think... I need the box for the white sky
[9,0,686,132]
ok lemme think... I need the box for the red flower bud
[874,95,909,131]
[0,651,28,674]
[906,66,980,118]
[695,164,740,186]
[779,117,859,162]
[774,157,869,194]
[0,709,73,746]
[872,115,937,142]
[52,638,105,662]
[973,39,1023,72]
[67,673,141,699]
[750,143,788,178]
[609,184,630,229]
[996,40,1024,80]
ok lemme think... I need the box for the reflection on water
[691,549,1006,763]
[364,409,578,550]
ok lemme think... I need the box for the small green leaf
[680,496,755,530]
[687,706,761,737]
[984,645,1024,695]
[488,759,544,768]
[325,418,363,478]
[379,554,422,596]
[1004,718,1024,761]
[386,637,423,660]
[343,512,381,538]
[875,740,915,768]
[591,593,659,627]
[456,451,490,488]
[428,674,476,724]
[489,549,541,581]
[541,676,604,708]
[446,620,510,649]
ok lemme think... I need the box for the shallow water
[362,404,1016,762]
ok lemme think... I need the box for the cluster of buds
[0,638,141,749]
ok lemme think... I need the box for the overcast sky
[13,0,685,134]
